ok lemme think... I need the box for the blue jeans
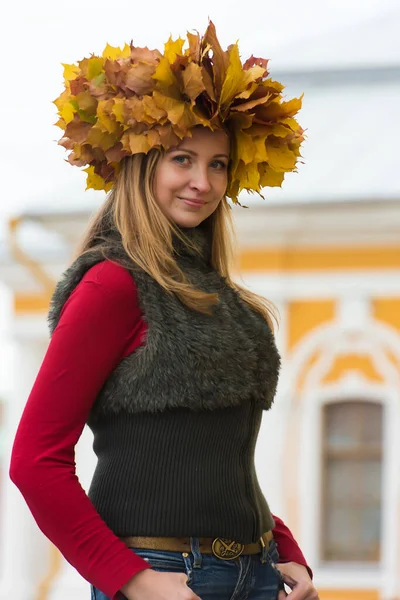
[91,538,284,599]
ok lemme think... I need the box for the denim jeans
[91,537,284,600]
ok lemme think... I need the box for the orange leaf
[185,31,201,61]
[125,62,157,95]
[202,21,229,96]
[126,131,151,153]
[182,62,206,100]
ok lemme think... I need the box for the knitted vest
[47,227,281,542]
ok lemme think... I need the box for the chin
[172,212,206,229]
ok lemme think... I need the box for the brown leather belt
[120,530,273,560]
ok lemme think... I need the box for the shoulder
[80,260,138,301]
[69,260,141,313]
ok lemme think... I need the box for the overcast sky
[0,0,398,232]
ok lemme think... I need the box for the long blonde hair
[76,151,278,329]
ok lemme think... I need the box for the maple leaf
[96,99,120,133]
[62,63,80,82]
[235,129,255,165]
[185,31,201,61]
[86,125,118,151]
[125,62,157,95]
[182,62,206,101]
[266,138,297,171]
[234,160,261,192]
[111,98,126,123]
[83,165,112,191]
[122,131,151,154]
[157,123,182,148]
[202,21,229,97]
[164,36,185,63]
[60,102,76,124]
[153,91,207,130]
[231,90,271,113]
[75,90,97,114]
[243,55,269,75]
[105,142,129,163]
[102,43,131,60]
[87,57,105,80]
[258,164,284,187]
[64,118,92,144]
[130,46,162,64]
[152,56,177,92]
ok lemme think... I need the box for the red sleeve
[9,260,150,599]
[272,515,313,579]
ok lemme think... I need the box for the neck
[173,222,212,265]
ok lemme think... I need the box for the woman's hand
[276,562,319,600]
[122,568,201,600]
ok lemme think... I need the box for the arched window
[322,400,383,562]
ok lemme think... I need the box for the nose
[190,165,212,193]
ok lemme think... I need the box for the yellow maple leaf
[259,165,284,187]
[234,160,260,191]
[62,63,79,82]
[164,36,185,63]
[219,43,244,108]
[152,56,176,91]
[126,132,151,154]
[84,165,110,191]
[54,89,71,113]
[253,137,269,162]
[153,91,206,130]
[141,95,167,122]
[60,102,76,124]
[111,98,126,123]
[235,129,255,165]
[266,139,297,171]
[87,57,105,81]
[102,43,131,60]
[280,117,301,131]
[97,100,119,133]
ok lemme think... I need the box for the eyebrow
[168,147,229,159]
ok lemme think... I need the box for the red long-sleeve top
[10,260,311,599]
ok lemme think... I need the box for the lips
[179,197,205,205]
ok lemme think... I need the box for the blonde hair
[76,152,278,329]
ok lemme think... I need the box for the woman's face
[153,127,230,228]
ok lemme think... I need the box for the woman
[10,23,319,600]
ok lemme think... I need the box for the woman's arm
[10,261,150,599]
[272,515,313,578]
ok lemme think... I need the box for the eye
[172,155,191,165]
[210,160,228,170]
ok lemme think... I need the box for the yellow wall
[287,300,335,351]
[239,245,400,272]
[318,591,378,600]
[14,292,51,314]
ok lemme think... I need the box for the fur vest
[48,227,280,419]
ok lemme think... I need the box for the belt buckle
[211,538,244,560]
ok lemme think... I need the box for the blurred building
[0,11,400,600]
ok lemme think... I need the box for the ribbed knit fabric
[88,402,274,543]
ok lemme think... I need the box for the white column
[48,425,96,600]
[0,308,98,600]
[0,322,50,600]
